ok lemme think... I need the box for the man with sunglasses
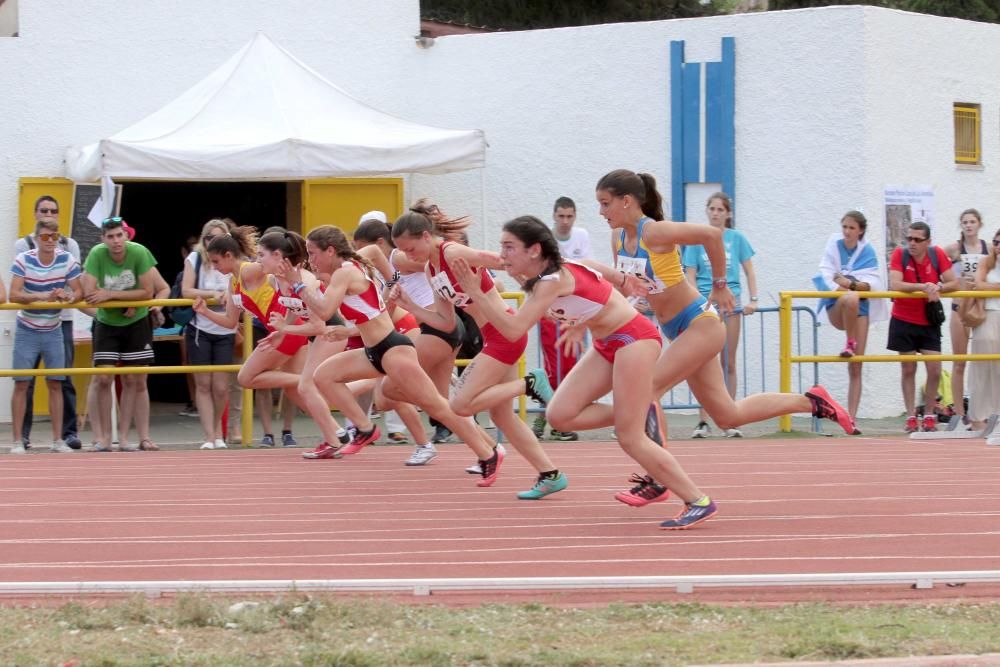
[13,196,84,450]
[888,221,961,433]
[81,217,157,452]
[8,214,83,454]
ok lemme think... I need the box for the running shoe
[466,443,506,474]
[431,424,453,444]
[302,442,343,460]
[851,427,862,436]
[9,444,26,455]
[387,431,409,444]
[281,432,298,447]
[659,498,718,530]
[200,441,215,450]
[805,385,855,435]
[405,444,438,466]
[337,427,356,446]
[476,446,505,487]
[338,425,381,456]
[49,441,73,453]
[839,338,857,358]
[691,421,710,439]
[724,428,743,438]
[65,435,83,450]
[921,415,938,432]
[260,434,276,448]
[120,442,140,452]
[904,415,919,433]
[646,402,666,447]
[531,414,547,438]
[214,439,228,450]
[549,430,579,441]
[524,369,554,405]
[517,472,569,500]
[613,473,670,507]
[179,404,198,417]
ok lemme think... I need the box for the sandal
[139,439,159,451]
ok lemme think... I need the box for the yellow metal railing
[778,290,1000,431]
[0,292,530,445]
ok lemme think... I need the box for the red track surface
[2,436,1000,602]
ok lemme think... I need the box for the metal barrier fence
[0,294,527,446]
[778,290,1000,432]
[537,305,822,431]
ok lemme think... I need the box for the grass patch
[0,598,998,666]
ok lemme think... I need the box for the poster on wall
[884,185,934,266]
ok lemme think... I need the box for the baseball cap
[359,210,387,224]
[122,221,136,240]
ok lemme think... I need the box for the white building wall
[2,2,998,421]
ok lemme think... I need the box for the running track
[2,436,1000,601]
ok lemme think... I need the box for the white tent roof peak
[66,33,486,181]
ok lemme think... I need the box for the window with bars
[954,103,981,165]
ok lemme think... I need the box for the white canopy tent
[65,33,486,182]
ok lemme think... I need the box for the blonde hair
[197,218,232,264]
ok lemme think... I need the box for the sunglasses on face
[905,236,928,243]
[38,207,59,214]
[37,232,60,242]
[992,239,1000,246]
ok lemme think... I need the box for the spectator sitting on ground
[14,195,84,450]
[8,216,82,454]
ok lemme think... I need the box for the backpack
[901,247,946,326]
[167,253,201,329]
[900,247,941,281]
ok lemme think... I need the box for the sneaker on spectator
[549,430,579,441]
[120,442,139,452]
[524,369,554,405]
[260,434,275,448]
[517,472,569,500]
[200,441,215,450]
[904,415,919,433]
[613,473,670,507]
[214,439,228,450]
[476,446,504,487]
[691,421,711,439]
[387,431,408,444]
[839,338,857,358]
[724,428,743,438]
[405,444,437,466]
[281,432,298,447]
[65,435,83,450]
[921,415,938,432]
[431,424,453,444]
[9,444,26,455]
[659,498,718,530]
[531,414,547,438]
[179,403,198,417]
[302,442,343,460]
[338,425,380,456]
[50,441,72,453]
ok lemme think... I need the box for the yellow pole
[241,313,254,448]
[779,292,792,433]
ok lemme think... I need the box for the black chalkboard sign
[70,183,122,263]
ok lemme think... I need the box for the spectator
[81,217,157,452]
[944,209,988,424]
[182,220,237,450]
[970,228,1000,432]
[8,216,83,454]
[887,221,960,433]
[15,196,84,450]
[814,211,888,429]
[531,196,592,441]
[683,192,757,438]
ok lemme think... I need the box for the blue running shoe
[524,369,554,405]
[645,402,666,447]
[517,472,568,500]
[660,498,718,530]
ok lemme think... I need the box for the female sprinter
[945,208,988,424]
[193,229,326,444]
[388,211,565,499]
[682,192,757,438]
[453,216,719,522]
[286,225,502,485]
[579,170,855,520]
[814,210,887,429]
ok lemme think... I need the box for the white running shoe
[200,441,215,450]
[214,439,228,449]
[724,428,744,438]
[405,444,438,466]
[692,422,711,439]
[50,441,73,453]
[9,444,27,455]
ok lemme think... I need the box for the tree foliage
[421,0,714,31]
[768,0,999,23]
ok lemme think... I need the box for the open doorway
[118,181,288,403]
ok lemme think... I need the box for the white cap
[359,210,387,224]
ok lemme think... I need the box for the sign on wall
[884,184,935,265]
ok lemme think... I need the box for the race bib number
[231,293,244,310]
[278,295,308,316]
[547,307,583,326]
[960,254,981,279]
[429,271,471,307]
[616,256,664,294]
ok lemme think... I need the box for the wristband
[750,296,759,302]
[849,279,857,291]
[712,277,727,289]
[291,282,306,295]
